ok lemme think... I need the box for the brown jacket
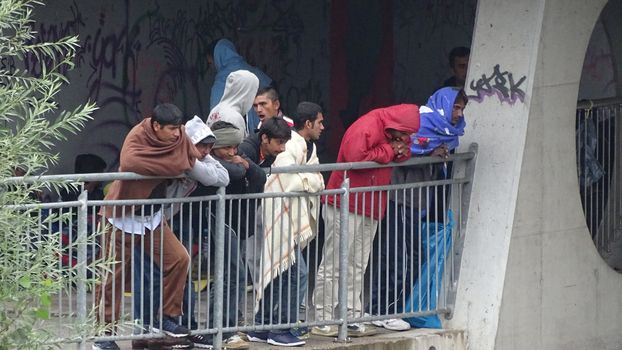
[102,118,200,218]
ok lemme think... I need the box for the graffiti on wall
[30,0,326,120]
[29,0,328,173]
[468,64,526,104]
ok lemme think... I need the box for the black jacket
[238,132,276,168]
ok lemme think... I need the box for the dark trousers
[133,221,245,336]
[370,200,419,315]
[95,221,189,323]
[254,249,304,334]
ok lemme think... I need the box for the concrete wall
[448,0,622,349]
[444,0,545,348]
[497,1,622,348]
[29,0,477,175]
[600,1,622,98]
[33,0,329,174]
[393,0,477,105]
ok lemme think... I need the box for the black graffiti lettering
[469,64,526,104]
[24,0,325,128]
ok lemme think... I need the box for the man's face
[153,122,181,142]
[451,99,466,126]
[387,129,409,142]
[307,113,325,141]
[253,94,280,122]
[212,145,238,162]
[261,135,288,156]
[195,143,214,159]
[452,56,469,84]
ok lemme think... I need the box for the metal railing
[576,98,622,256]
[4,145,477,349]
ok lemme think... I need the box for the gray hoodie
[206,69,259,137]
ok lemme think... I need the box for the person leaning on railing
[310,104,420,338]
[369,87,468,331]
[131,116,231,349]
[196,120,265,349]
[93,103,201,350]
[247,102,325,347]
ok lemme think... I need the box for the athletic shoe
[290,324,310,340]
[310,325,338,337]
[246,331,269,343]
[347,323,379,337]
[132,337,193,349]
[371,318,411,331]
[223,334,250,349]
[188,333,212,349]
[267,332,305,347]
[92,341,120,350]
[159,316,190,337]
[171,338,194,349]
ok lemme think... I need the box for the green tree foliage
[0,0,98,348]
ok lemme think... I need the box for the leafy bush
[0,0,98,348]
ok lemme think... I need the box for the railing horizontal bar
[350,177,469,193]
[267,151,476,174]
[224,188,345,200]
[577,97,622,109]
[4,200,82,210]
[2,149,476,185]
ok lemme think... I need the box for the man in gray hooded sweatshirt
[206,69,259,136]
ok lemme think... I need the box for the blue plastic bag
[403,210,453,328]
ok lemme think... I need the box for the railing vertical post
[212,187,226,350]
[336,179,350,342]
[446,143,478,319]
[76,190,88,350]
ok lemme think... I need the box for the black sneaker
[188,333,213,349]
[92,341,120,350]
[132,337,193,349]
[246,331,269,343]
[170,338,194,349]
[267,332,305,347]
[158,316,190,338]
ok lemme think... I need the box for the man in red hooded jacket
[311,104,420,337]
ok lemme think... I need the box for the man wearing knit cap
[94,103,200,350]
[178,121,261,349]
[210,121,266,239]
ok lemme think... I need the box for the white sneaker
[347,323,379,337]
[371,318,411,331]
[310,325,338,337]
[223,334,249,349]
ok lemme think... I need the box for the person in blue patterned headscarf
[410,87,467,156]
[369,87,467,331]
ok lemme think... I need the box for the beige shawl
[256,130,325,304]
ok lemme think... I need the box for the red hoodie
[324,104,420,220]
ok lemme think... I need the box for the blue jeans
[370,200,419,315]
[254,248,305,334]
[295,247,309,310]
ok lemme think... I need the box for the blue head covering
[410,87,466,155]
[209,39,272,131]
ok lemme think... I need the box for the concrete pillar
[446,1,622,349]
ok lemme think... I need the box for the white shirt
[107,210,163,235]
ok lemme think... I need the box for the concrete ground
[61,328,465,350]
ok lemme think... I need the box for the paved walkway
[61,328,465,349]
